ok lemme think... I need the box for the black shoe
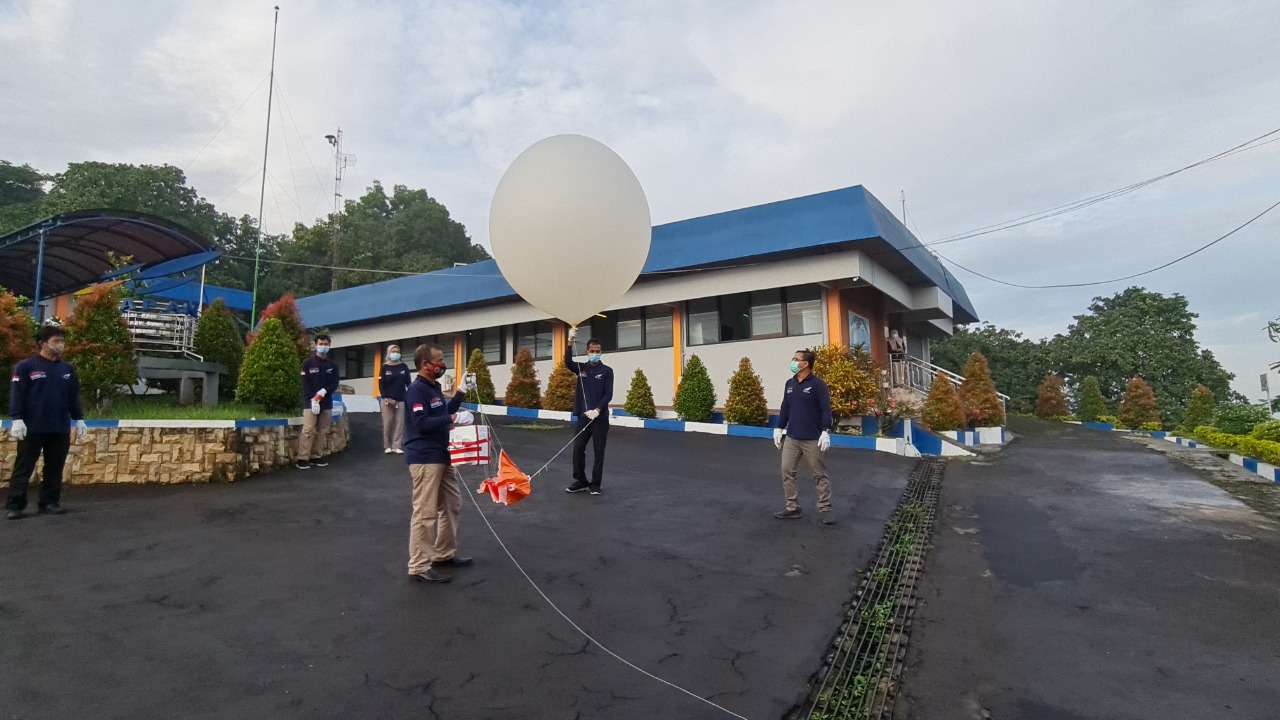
[312,457,329,467]
[5,509,22,520]
[295,460,311,470]
[410,569,451,584]
[38,505,66,515]
[589,487,603,496]
[435,556,473,567]
[566,481,590,493]
[773,508,802,519]
[820,511,837,525]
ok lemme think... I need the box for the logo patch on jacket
[803,387,813,393]
[430,399,444,408]
[412,403,425,412]
[28,371,46,380]
[308,368,319,374]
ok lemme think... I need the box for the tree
[922,372,965,431]
[933,323,1054,414]
[813,343,879,420]
[236,318,301,414]
[724,357,768,426]
[1077,376,1107,422]
[543,364,577,412]
[0,161,47,233]
[504,347,542,409]
[64,284,137,411]
[1212,401,1271,435]
[194,299,245,399]
[1117,376,1161,429]
[623,368,657,418]
[674,354,716,422]
[1179,384,1215,434]
[248,293,309,362]
[958,351,1005,427]
[1054,287,1233,429]
[1034,373,1069,418]
[466,348,496,404]
[0,290,36,411]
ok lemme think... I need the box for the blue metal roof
[296,185,978,328]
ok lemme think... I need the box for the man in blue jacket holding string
[564,326,614,496]
[404,343,477,584]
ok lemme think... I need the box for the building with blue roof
[296,185,979,409]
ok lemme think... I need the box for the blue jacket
[301,355,340,410]
[778,373,832,441]
[404,374,465,465]
[564,343,613,417]
[379,362,412,402]
[9,355,84,434]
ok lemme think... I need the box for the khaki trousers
[381,400,405,450]
[781,437,832,512]
[408,463,461,574]
[297,408,332,461]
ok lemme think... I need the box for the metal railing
[891,354,1009,417]
[122,307,203,361]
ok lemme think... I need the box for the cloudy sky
[3,0,1278,398]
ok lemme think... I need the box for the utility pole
[251,5,280,321]
[324,130,355,291]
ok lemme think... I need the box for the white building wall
[591,347,674,406]
[684,333,824,409]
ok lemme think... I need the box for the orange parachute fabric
[476,449,531,506]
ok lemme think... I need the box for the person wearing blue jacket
[7,325,88,520]
[296,334,340,470]
[564,327,614,495]
[379,344,412,454]
[404,343,477,584]
[772,348,835,524]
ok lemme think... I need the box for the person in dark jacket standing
[379,344,412,454]
[772,348,835,524]
[563,327,613,495]
[6,325,88,520]
[296,334,340,470]
[405,343,477,584]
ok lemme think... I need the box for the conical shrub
[1118,375,1161,429]
[248,292,309,362]
[813,343,878,420]
[236,317,301,414]
[624,368,657,419]
[1179,384,1214,434]
[194,299,245,399]
[65,284,137,411]
[1077,376,1106,422]
[504,347,542,409]
[674,354,716,422]
[543,364,577,411]
[724,357,768,426]
[1034,372,1069,418]
[922,371,965,431]
[958,351,1004,427]
[0,290,36,411]
[465,348,496,404]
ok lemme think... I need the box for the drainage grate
[792,458,945,720]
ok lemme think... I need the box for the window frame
[514,321,554,361]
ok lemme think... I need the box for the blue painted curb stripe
[1082,421,1116,431]
[236,419,291,428]
[829,434,878,450]
[505,407,539,419]
[1243,457,1259,473]
[727,425,773,439]
[644,419,686,432]
[912,427,944,455]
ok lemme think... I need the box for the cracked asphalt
[1,414,912,720]
[900,418,1280,720]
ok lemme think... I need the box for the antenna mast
[250,5,280,320]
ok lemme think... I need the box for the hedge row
[1193,425,1280,466]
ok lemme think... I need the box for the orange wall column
[454,335,466,377]
[825,286,844,347]
[372,344,382,395]
[671,305,684,398]
[553,323,566,366]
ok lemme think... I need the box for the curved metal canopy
[0,209,213,301]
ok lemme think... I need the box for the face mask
[588,353,602,363]
[388,353,401,362]
[431,362,447,379]
[316,345,330,356]
[790,361,801,374]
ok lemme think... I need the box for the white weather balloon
[488,134,651,327]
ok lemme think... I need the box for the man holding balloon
[563,327,613,495]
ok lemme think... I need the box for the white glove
[76,419,88,440]
[819,430,831,452]
[773,427,784,449]
[585,408,600,420]
[10,419,27,441]
[316,389,327,398]
[454,410,475,426]
[310,399,321,415]
[567,326,578,344]
[460,374,477,393]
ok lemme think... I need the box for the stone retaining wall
[0,416,348,486]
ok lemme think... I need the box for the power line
[934,196,1280,289]
[922,125,1280,248]
[274,80,331,220]
[184,72,271,172]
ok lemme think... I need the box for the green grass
[85,396,288,420]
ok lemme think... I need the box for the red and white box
[448,426,491,466]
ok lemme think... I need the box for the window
[616,309,643,350]
[573,322,593,356]
[643,305,673,348]
[466,326,506,365]
[685,285,824,345]
[571,305,673,352]
[785,285,823,336]
[342,347,362,379]
[398,334,455,368]
[515,321,554,360]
